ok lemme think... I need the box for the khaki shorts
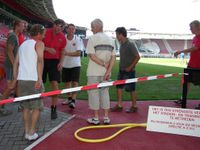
[18,80,44,110]
[87,76,110,110]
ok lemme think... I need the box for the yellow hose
[74,123,147,143]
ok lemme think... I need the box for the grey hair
[190,20,200,29]
[91,18,103,29]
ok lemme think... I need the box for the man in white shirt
[86,19,116,125]
[61,24,83,109]
[12,24,45,141]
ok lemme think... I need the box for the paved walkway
[0,102,71,150]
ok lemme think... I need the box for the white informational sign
[147,106,200,137]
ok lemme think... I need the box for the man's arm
[125,52,140,72]
[104,55,116,80]
[65,38,82,57]
[10,52,19,90]
[7,43,15,66]
[88,54,108,68]
[45,47,56,54]
[35,41,45,89]
[174,46,199,58]
[58,48,65,71]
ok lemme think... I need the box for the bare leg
[117,88,123,107]
[65,81,72,98]
[22,108,30,134]
[29,109,40,134]
[94,110,99,119]
[72,81,78,99]
[50,81,59,119]
[51,81,59,106]
[130,91,137,107]
[1,80,12,108]
[104,109,109,117]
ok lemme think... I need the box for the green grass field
[44,57,200,101]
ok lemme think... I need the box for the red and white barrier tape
[0,73,182,105]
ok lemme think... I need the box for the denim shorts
[116,70,136,92]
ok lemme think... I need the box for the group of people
[0,18,141,141]
[0,18,200,141]
[0,19,82,140]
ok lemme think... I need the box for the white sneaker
[87,118,100,125]
[28,133,38,141]
[62,100,71,105]
[69,101,75,109]
[103,117,110,125]
[25,134,29,140]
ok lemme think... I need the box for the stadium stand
[82,37,193,58]
[167,39,185,52]
[128,31,193,57]
[0,0,57,94]
[87,31,193,58]
[133,38,192,58]
[0,0,56,27]
[0,0,194,90]
[0,0,88,94]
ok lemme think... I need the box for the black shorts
[62,67,80,82]
[116,70,136,92]
[43,59,60,83]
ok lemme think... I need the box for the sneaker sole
[126,109,137,113]
[110,108,123,112]
[28,136,39,141]
[69,104,75,109]
[126,111,137,113]
[62,102,69,105]
[104,122,110,125]
[174,100,182,105]
[87,120,100,125]
[87,122,100,125]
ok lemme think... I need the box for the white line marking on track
[24,114,76,150]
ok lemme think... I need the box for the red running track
[32,99,200,150]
